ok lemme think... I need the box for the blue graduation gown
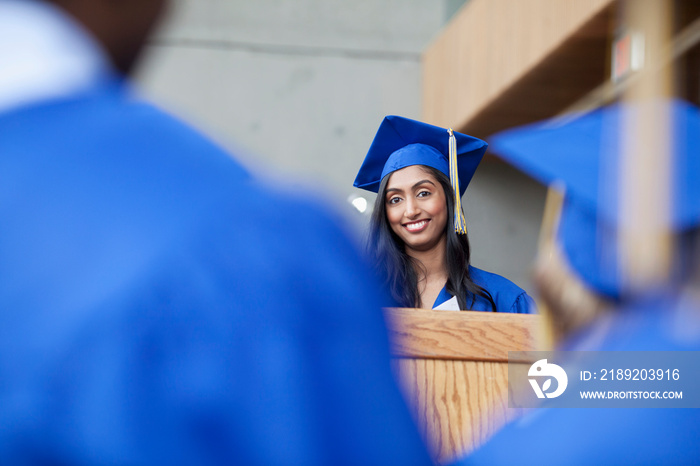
[433,265,534,313]
[0,81,431,465]
[458,294,700,465]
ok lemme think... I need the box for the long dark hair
[368,165,496,311]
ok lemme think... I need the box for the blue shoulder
[1,79,251,183]
[468,266,535,313]
[0,82,431,464]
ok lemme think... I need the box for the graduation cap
[354,115,488,234]
[489,99,700,299]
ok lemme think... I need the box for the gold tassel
[448,128,467,235]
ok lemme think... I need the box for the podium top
[384,308,542,362]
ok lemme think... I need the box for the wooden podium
[384,308,542,464]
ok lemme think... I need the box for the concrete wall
[463,160,546,295]
[136,0,445,205]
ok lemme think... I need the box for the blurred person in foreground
[0,0,432,464]
[460,99,700,465]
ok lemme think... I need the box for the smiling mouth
[403,219,430,232]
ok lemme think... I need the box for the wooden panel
[384,307,541,361]
[422,0,614,138]
[393,358,530,464]
[385,309,543,463]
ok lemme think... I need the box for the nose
[404,198,421,219]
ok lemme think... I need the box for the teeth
[405,220,428,231]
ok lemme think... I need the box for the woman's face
[384,165,448,254]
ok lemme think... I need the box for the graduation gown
[432,265,534,313]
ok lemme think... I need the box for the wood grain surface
[384,308,541,362]
[393,359,529,463]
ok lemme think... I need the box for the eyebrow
[386,179,436,194]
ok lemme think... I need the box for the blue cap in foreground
[489,99,700,298]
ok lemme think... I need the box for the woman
[354,115,533,312]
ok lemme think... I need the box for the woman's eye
[387,196,402,205]
[417,190,431,198]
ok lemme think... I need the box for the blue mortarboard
[490,99,700,299]
[354,115,488,234]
